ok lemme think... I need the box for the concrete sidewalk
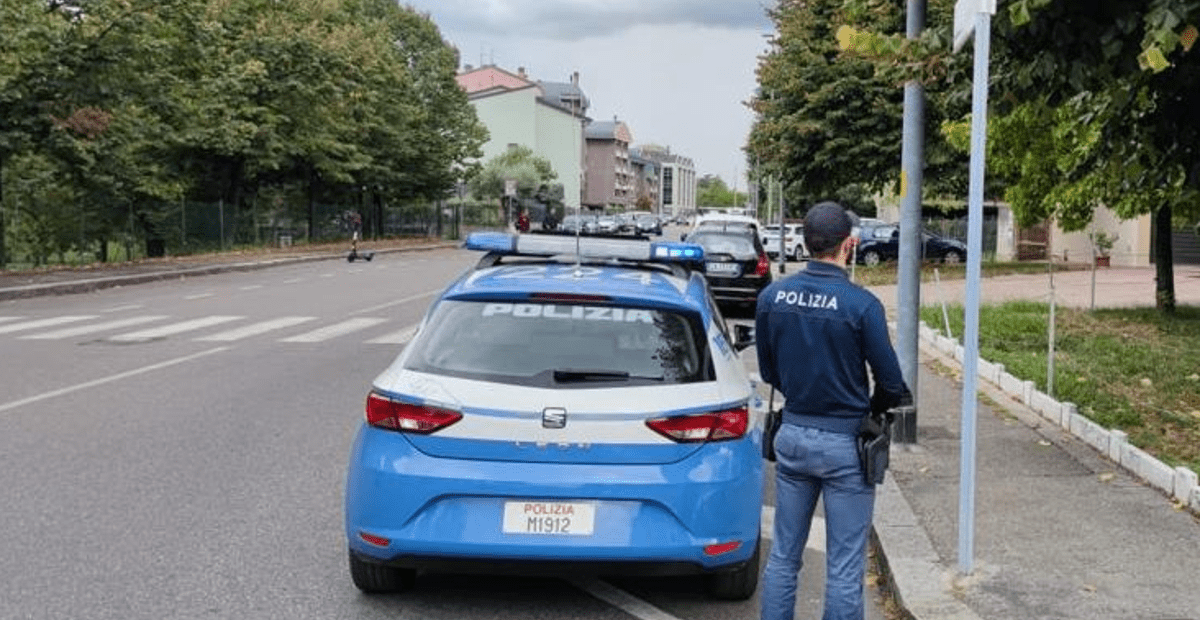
[868,265,1200,620]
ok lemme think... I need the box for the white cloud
[408,0,773,39]
[405,1,775,186]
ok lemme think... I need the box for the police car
[344,232,765,599]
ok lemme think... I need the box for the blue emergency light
[464,232,704,264]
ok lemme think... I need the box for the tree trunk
[1154,204,1175,313]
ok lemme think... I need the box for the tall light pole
[895,0,927,444]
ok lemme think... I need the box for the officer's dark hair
[803,201,855,258]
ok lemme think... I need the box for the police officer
[756,201,909,620]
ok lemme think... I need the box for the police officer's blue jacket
[755,260,909,435]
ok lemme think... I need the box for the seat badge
[542,407,568,429]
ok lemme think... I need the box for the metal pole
[778,182,786,274]
[958,9,992,576]
[895,0,926,444]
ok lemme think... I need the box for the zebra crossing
[1,313,420,346]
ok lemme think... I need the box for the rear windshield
[403,300,713,387]
[688,233,758,258]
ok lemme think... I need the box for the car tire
[707,537,760,600]
[349,551,416,594]
[791,245,804,262]
[862,250,882,266]
[943,250,964,264]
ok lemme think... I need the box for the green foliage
[920,301,1200,470]
[0,0,485,267]
[467,145,558,209]
[750,0,969,215]
[696,175,745,209]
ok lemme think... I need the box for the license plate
[706,262,741,275]
[502,501,596,536]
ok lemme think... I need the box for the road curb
[0,243,455,301]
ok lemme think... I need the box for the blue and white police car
[344,232,765,599]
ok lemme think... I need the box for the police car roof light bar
[464,232,704,264]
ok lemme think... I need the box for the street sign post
[953,0,995,577]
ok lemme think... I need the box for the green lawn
[920,302,1200,473]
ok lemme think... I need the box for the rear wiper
[552,369,663,383]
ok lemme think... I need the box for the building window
[663,167,674,205]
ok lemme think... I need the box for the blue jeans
[760,424,875,620]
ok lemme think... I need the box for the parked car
[683,228,773,312]
[855,223,967,266]
[344,232,765,600]
[632,213,663,236]
[760,223,806,261]
[561,214,599,234]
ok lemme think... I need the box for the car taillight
[365,392,461,434]
[755,253,770,276]
[645,407,749,443]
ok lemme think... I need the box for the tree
[467,145,558,224]
[696,174,746,209]
[748,0,951,217]
[0,0,486,263]
[839,0,1200,312]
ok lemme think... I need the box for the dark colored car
[856,224,967,266]
[684,228,773,311]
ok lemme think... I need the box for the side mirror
[733,324,756,352]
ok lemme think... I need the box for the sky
[403,0,777,189]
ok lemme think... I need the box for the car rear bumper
[344,425,764,573]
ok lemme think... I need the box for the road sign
[504,179,517,197]
[953,0,996,52]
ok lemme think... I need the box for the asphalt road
[0,246,885,620]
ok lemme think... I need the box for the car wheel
[943,250,964,264]
[791,246,804,262]
[707,537,760,600]
[349,551,416,594]
[862,250,882,266]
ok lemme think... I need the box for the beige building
[456,65,589,210]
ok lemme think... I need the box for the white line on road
[0,347,230,414]
[195,316,316,342]
[571,578,686,620]
[21,315,169,340]
[110,316,243,341]
[0,316,97,335]
[184,293,214,300]
[761,505,826,553]
[282,278,303,284]
[280,317,387,343]
[366,322,419,345]
[101,304,143,313]
[239,285,263,291]
[350,290,440,316]
[0,316,26,324]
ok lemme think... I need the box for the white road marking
[0,316,26,324]
[184,293,214,300]
[366,323,419,345]
[195,316,316,342]
[0,347,230,414]
[282,278,303,284]
[280,317,387,343]
[350,290,440,316]
[21,316,169,340]
[109,316,243,341]
[761,505,827,553]
[101,304,143,313]
[0,316,97,335]
[572,578,686,620]
[239,285,263,291]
